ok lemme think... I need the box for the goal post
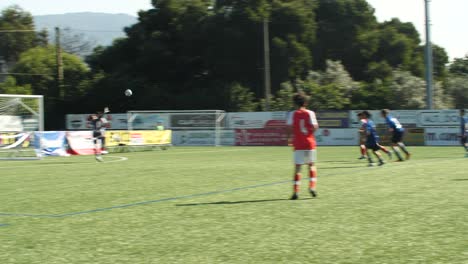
[126,110,226,146]
[0,94,44,159]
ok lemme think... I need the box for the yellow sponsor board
[106,130,172,146]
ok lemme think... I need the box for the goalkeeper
[88,108,110,161]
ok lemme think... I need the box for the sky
[0,0,467,61]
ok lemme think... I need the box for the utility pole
[263,17,271,111]
[424,0,433,109]
[55,27,64,99]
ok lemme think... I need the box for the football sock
[366,151,374,163]
[294,173,301,194]
[309,165,317,190]
[397,142,410,155]
[392,146,404,160]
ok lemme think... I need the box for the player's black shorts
[93,131,103,138]
[365,139,381,151]
[391,131,404,143]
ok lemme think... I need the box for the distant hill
[34,12,138,48]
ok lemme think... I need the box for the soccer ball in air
[125,89,133,97]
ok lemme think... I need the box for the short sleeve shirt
[287,109,319,150]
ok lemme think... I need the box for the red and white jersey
[287,109,319,150]
[359,118,368,130]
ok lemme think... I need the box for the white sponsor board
[226,112,287,129]
[172,130,235,146]
[417,110,460,127]
[350,110,461,128]
[349,110,419,127]
[424,127,460,146]
[66,114,130,130]
[316,128,359,146]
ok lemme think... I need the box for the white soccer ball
[125,89,133,97]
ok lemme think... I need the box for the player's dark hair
[362,110,371,118]
[381,109,390,116]
[292,92,308,107]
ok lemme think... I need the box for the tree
[0,75,32,94]
[313,0,378,80]
[0,6,37,62]
[445,76,468,108]
[12,46,91,128]
[387,70,426,109]
[303,60,358,110]
[449,55,468,76]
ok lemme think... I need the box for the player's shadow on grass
[176,198,313,207]
[452,178,468,181]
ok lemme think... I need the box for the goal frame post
[126,110,226,146]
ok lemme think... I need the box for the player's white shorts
[294,150,317,165]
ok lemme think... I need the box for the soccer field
[1,146,467,264]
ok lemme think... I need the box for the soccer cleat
[101,150,109,155]
[309,189,317,198]
[405,153,411,160]
[368,163,375,167]
[378,160,385,166]
[290,193,299,200]
[358,156,367,160]
[96,156,103,162]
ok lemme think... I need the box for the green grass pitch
[1,146,468,264]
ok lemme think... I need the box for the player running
[286,92,319,200]
[357,112,368,160]
[459,109,468,157]
[381,109,410,161]
[361,111,386,166]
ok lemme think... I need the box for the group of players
[357,109,411,166]
[287,92,468,200]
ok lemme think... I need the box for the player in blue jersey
[381,109,411,161]
[459,109,468,157]
[361,111,385,166]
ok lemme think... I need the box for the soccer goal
[0,94,44,160]
[127,110,226,146]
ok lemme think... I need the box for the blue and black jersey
[385,115,404,133]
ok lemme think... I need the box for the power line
[0,29,36,33]
[0,73,55,76]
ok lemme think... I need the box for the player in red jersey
[286,92,319,200]
[357,112,368,160]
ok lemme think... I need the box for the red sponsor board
[235,129,288,146]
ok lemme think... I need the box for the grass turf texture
[1,146,467,264]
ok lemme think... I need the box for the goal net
[0,94,44,159]
[127,110,226,146]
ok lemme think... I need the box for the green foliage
[0,75,32,94]
[301,60,357,110]
[261,82,294,111]
[227,83,259,112]
[449,55,468,76]
[445,75,468,108]
[0,6,38,62]
[387,70,425,109]
[3,1,462,117]
[12,46,90,129]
